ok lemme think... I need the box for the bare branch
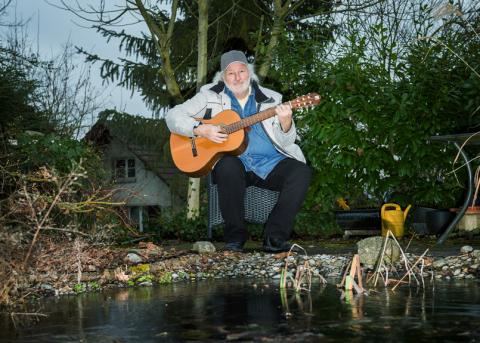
[286,0,386,24]
[208,0,240,28]
[46,0,137,27]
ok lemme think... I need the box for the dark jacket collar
[209,81,273,103]
[209,81,225,94]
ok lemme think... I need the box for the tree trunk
[257,0,288,81]
[187,0,209,219]
[134,0,183,103]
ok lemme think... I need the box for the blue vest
[225,87,285,179]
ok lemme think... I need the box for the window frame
[113,157,136,183]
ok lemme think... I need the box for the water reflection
[2,280,480,342]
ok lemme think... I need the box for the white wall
[105,138,171,207]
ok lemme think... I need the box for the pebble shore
[33,243,480,297]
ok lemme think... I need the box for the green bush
[13,133,104,179]
[152,207,208,242]
[274,10,478,216]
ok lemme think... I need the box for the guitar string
[222,94,317,134]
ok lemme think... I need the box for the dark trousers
[212,155,312,243]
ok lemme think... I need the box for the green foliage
[78,1,335,112]
[294,210,343,239]
[130,263,150,275]
[158,272,173,284]
[73,283,86,293]
[0,49,54,136]
[13,133,101,176]
[276,8,478,214]
[154,207,208,242]
[88,281,101,291]
[136,274,154,284]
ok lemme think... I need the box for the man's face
[224,62,250,97]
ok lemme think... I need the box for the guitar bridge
[190,138,198,157]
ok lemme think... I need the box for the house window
[114,158,136,182]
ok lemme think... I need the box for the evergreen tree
[75,0,335,115]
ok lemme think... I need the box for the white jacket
[165,81,306,163]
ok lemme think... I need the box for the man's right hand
[193,123,228,143]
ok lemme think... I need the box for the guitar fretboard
[223,107,277,134]
[221,93,320,134]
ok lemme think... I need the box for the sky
[3,0,152,119]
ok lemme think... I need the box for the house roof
[84,110,187,196]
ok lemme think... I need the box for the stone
[472,250,480,259]
[357,236,401,266]
[461,245,474,254]
[433,258,447,269]
[192,241,216,254]
[40,283,54,291]
[87,265,97,272]
[125,253,143,264]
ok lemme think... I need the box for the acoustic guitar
[169,93,321,177]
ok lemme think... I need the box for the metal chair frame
[207,174,279,238]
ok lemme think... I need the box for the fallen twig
[392,248,429,291]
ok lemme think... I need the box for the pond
[2,279,480,342]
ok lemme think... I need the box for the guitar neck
[221,93,321,134]
[223,106,279,134]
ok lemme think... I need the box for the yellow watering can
[381,203,412,238]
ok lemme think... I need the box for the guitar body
[169,109,247,177]
[169,92,321,177]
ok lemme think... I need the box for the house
[85,110,187,231]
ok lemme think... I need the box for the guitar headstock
[289,93,321,110]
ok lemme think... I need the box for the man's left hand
[275,104,292,132]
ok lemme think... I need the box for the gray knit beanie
[221,50,248,71]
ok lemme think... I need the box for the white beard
[226,77,251,98]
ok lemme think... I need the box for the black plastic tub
[411,206,455,235]
[411,206,437,234]
[335,209,381,230]
[426,210,455,235]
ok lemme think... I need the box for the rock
[125,253,143,264]
[433,258,447,269]
[40,283,54,291]
[192,241,216,254]
[357,236,400,266]
[139,281,153,287]
[87,265,97,272]
[472,250,480,259]
[461,245,474,254]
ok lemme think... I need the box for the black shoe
[263,237,293,253]
[224,242,244,252]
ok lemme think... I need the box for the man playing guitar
[166,50,311,253]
